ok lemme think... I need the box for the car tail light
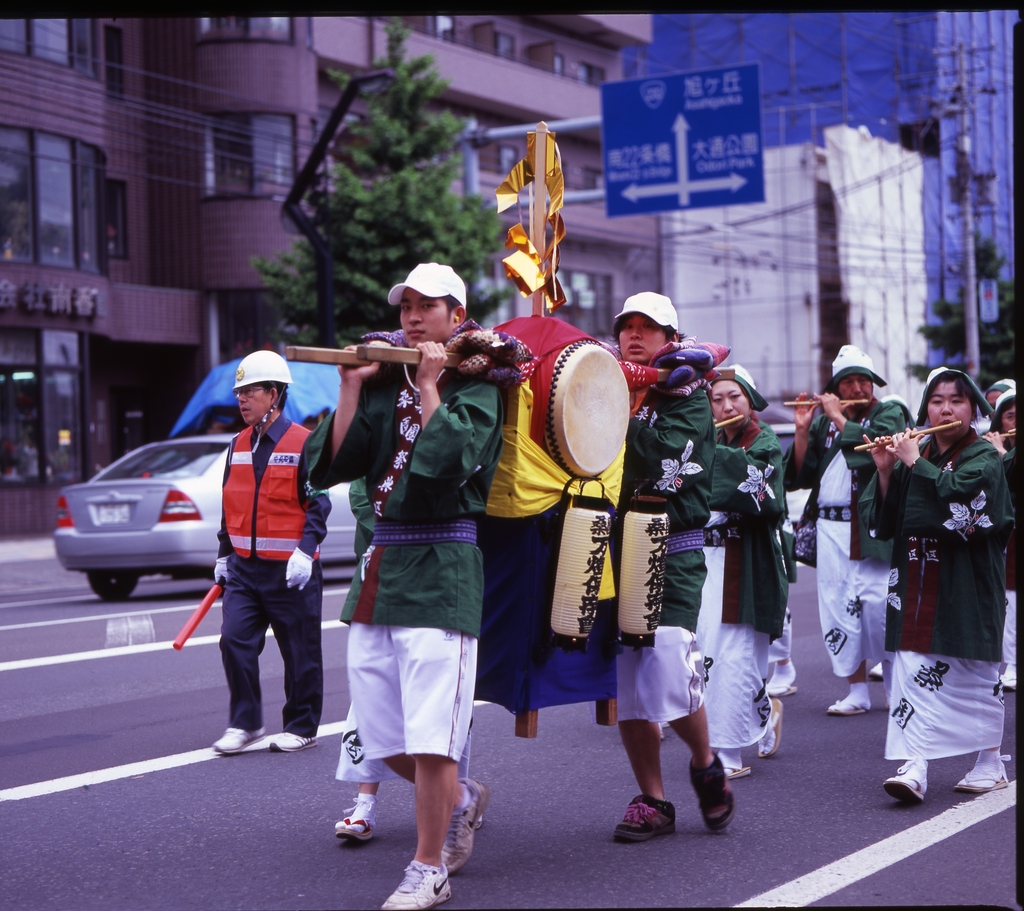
[56,495,74,528]
[159,489,202,522]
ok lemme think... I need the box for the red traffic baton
[173,583,223,650]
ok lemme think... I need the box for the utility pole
[955,43,980,379]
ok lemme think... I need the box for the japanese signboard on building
[601,64,765,217]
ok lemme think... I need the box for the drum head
[546,342,629,477]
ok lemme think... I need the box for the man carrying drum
[699,365,788,779]
[609,292,735,841]
[305,263,505,911]
[785,345,906,715]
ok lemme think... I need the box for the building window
[433,16,454,40]
[0,329,40,484]
[71,19,95,75]
[198,17,291,41]
[104,26,124,99]
[578,62,605,86]
[206,114,295,196]
[105,180,127,259]
[495,32,515,59]
[0,329,83,486]
[581,167,602,190]
[0,128,32,263]
[31,19,68,64]
[556,271,614,340]
[217,290,278,361]
[36,134,74,268]
[0,20,27,54]
[553,53,564,76]
[0,127,106,272]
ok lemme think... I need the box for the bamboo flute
[852,420,963,451]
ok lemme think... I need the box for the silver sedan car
[54,434,356,600]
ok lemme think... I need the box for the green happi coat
[306,375,503,637]
[709,418,788,639]
[862,433,1013,661]
[784,398,906,562]
[620,389,715,631]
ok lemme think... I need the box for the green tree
[911,234,1015,388]
[254,19,505,347]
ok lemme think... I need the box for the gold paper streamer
[496,130,567,312]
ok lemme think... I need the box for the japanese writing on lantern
[643,516,669,630]
[576,512,611,635]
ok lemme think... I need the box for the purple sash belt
[665,528,704,555]
[371,519,478,547]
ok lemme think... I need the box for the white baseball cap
[613,292,679,332]
[387,263,467,307]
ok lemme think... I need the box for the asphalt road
[0,557,1018,910]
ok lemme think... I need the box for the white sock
[717,748,742,771]
[849,682,870,703]
[453,782,472,813]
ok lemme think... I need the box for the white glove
[286,549,313,590]
[215,556,229,586]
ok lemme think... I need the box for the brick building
[0,15,653,534]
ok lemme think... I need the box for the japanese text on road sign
[601,64,765,217]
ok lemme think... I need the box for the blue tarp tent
[170,357,340,438]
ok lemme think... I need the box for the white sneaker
[955,753,1010,794]
[868,661,884,681]
[269,731,317,752]
[381,860,450,910]
[336,796,377,842]
[758,697,783,758]
[883,759,928,803]
[1001,665,1017,692]
[212,727,265,754]
[441,778,490,874]
[827,693,870,715]
[766,660,797,697]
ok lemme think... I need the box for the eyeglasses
[234,384,270,399]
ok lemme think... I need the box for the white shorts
[616,625,705,723]
[816,519,888,677]
[335,702,472,783]
[347,623,477,762]
[885,650,1004,761]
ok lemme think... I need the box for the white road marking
[0,594,99,611]
[0,586,350,631]
[104,614,156,647]
[0,620,347,672]
[0,702,496,803]
[735,780,1017,908]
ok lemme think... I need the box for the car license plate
[96,503,131,525]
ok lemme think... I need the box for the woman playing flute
[863,368,1013,803]
[698,365,788,779]
[784,345,907,715]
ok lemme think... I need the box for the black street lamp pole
[283,68,394,348]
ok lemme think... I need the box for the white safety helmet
[233,350,293,390]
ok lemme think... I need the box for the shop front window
[218,290,278,361]
[36,133,74,267]
[42,330,81,486]
[0,329,41,484]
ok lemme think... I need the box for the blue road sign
[601,64,765,218]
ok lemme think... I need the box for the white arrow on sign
[621,113,748,206]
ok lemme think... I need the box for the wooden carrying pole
[530,122,549,318]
